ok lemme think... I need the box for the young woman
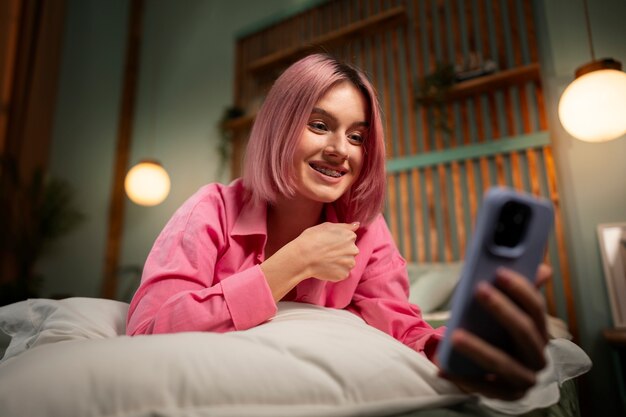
[126,54,550,400]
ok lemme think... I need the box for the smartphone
[436,187,554,376]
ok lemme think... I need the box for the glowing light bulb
[124,160,171,206]
[558,68,626,142]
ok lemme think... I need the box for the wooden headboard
[227,0,577,340]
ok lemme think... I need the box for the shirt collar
[231,197,268,237]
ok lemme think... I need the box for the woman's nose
[323,133,348,161]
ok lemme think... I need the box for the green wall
[535,0,626,415]
[42,0,625,414]
[41,0,129,298]
[41,0,307,299]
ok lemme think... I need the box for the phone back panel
[436,187,554,376]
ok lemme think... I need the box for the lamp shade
[558,66,626,142]
[124,160,171,206]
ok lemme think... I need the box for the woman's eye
[309,121,328,131]
[348,133,364,144]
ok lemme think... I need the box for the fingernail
[496,267,514,285]
[351,222,360,228]
[476,281,491,299]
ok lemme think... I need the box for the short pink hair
[242,54,386,225]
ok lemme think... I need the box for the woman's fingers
[440,266,552,399]
[475,279,547,371]
[496,265,551,345]
[495,267,549,345]
[448,329,537,390]
[534,263,552,289]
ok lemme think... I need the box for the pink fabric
[126,179,444,358]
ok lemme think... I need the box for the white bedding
[0,298,591,417]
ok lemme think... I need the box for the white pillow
[0,301,466,417]
[407,262,463,313]
[0,297,128,362]
[0,299,590,417]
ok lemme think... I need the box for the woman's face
[292,81,368,205]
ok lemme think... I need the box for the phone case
[436,187,554,376]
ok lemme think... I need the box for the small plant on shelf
[415,63,457,136]
[217,106,245,176]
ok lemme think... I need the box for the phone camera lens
[493,202,532,248]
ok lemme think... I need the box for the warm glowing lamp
[557,0,626,143]
[559,60,626,142]
[124,160,170,206]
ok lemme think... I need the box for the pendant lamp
[557,0,626,143]
[124,159,170,206]
[124,17,171,207]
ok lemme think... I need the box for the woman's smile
[308,161,348,179]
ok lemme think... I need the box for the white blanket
[0,298,591,417]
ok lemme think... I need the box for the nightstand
[604,328,626,413]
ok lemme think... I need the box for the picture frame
[597,222,626,328]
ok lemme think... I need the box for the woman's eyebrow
[311,107,335,120]
[310,107,369,127]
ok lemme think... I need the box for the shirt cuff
[414,327,446,361]
[221,265,277,330]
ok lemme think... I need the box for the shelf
[247,6,407,73]
[445,63,541,102]
[223,114,255,131]
[605,328,626,347]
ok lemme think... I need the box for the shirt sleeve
[126,187,277,336]
[346,215,446,361]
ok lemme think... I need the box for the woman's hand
[261,222,359,301]
[296,222,360,282]
[438,264,552,401]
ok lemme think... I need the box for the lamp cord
[582,0,596,61]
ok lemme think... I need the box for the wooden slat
[414,0,429,153]
[387,172,400,247]
[508,0,523,67]
[522,0,538,63]
[466,159,478,235]
[491,0,505,69]
[503,88,516,137]
[451,161,466,257]
[438,163,453,262]
[247,6,407,73]
[401,5,418,156]
[543,146,579,341]
[390,26,405,156]
[400,172,412,261]
[379,8,394,158]
[412,168,426,262]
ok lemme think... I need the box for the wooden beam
[101,0,144,299]
[386,131,551,173]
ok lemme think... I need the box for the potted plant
[0,156,84,306]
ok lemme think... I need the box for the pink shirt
[126,179,444,358]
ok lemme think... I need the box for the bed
[0,263,590,417]
[2,3,589,413]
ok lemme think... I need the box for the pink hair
[242,54,386,225]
